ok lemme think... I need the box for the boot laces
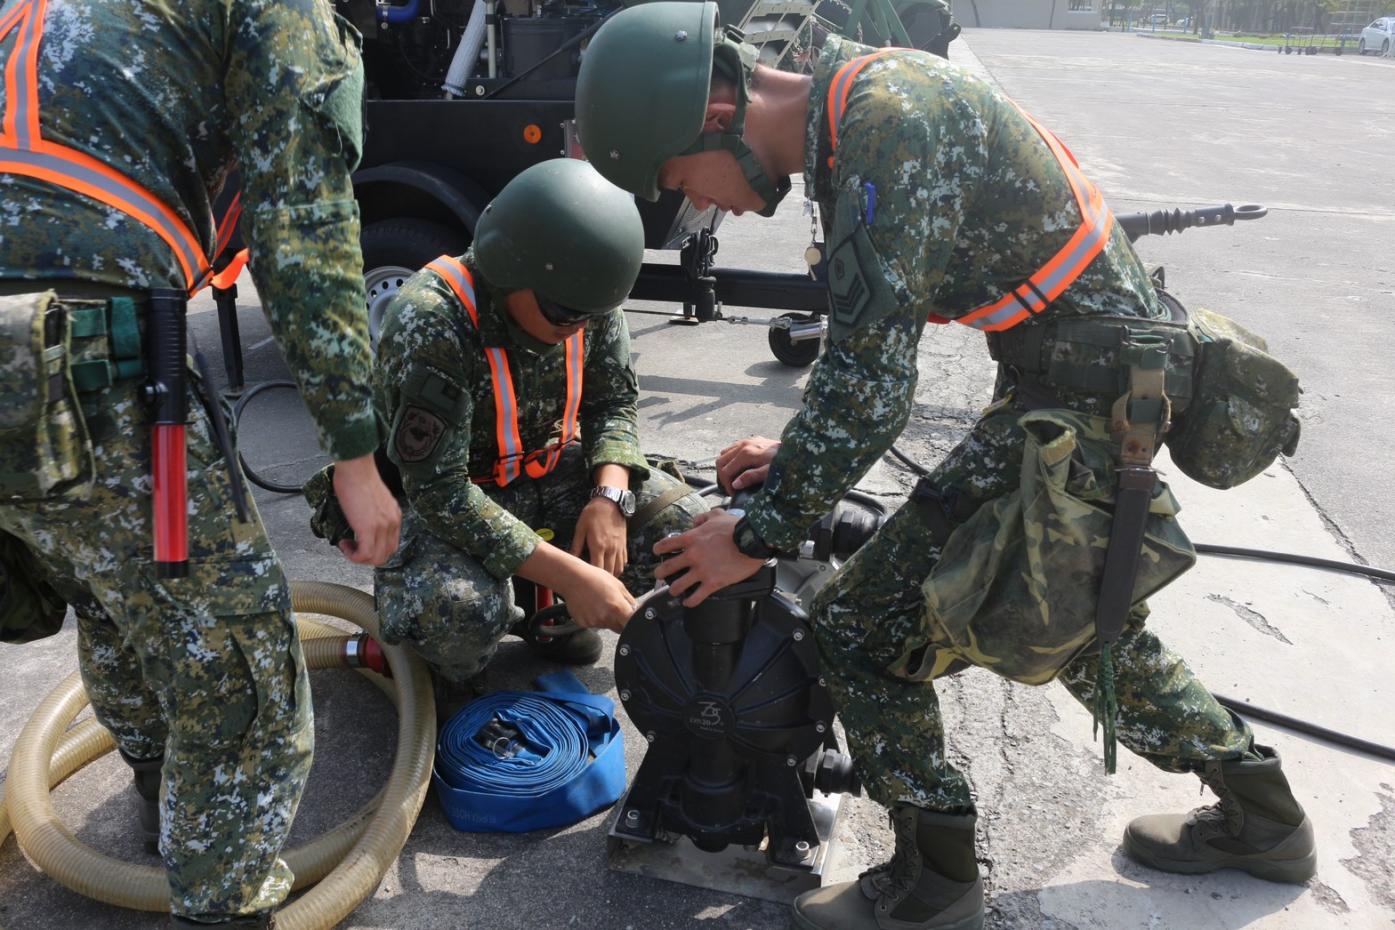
[860,809,923,902]
[1188,773,1244,838]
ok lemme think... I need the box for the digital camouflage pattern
[373,255,705,681]
[746,37,1165,549]
[0,0,377,461]
[809,405,1252,812]
[0,378,312,919]
[1166,305,1302,490]
[376,449,706,683]
[0,0,365,916]
[734,38,1254,808]
[375,251,654,580]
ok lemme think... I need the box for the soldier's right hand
[716,436,781,493]
[558,565,636,633]
[332,454,403,566]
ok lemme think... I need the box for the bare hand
[332,454,402,566]
[571,497,629,577]
[556,564,637,632]
[716,436,781,493]
[652,510,766,607]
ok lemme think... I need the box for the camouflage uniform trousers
[375,447,707,683]
[0,376,312,920]
[810,406,1253,814]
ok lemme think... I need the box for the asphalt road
[961,29,1395,579]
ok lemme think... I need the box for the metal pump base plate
[605,789,847,904]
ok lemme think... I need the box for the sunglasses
[535,294,592,327]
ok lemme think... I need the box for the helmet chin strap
[684,33,792,218]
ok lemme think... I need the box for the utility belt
[985,290,1300,491]
[0,286,248,577]
[985,294,1196,415]
[66,295,148,394]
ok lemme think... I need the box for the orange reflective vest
[0,0,229,295]
[425,255,584,487]
[826,50,1115,333]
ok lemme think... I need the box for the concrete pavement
[2,28,1393,930]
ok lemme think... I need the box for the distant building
[950,0,1102,30]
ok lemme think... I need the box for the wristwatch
[732,513,779,560]
[590,485,637,518]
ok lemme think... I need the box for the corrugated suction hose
[0,581,435,929]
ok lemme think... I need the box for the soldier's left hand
[652,510,765,607]
[572,497,629,577]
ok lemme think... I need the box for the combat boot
[512,616,602,666]
[1124,744,1316,883]
[118,748,161,855]
[793,807,983,930]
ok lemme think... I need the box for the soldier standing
[0,0,399,926]
[575,5,1313,930]
[358,158,705,700]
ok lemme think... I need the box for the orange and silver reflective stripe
[956,106,1114,332]
[824,52,1115,333]
[0,0,211,293]
[427,255,585,487]
[428,255,588,487]
[210,248,249,290]
[428,256,523,485]
[209,191,246,287]
[522,330,584,480]
[825,49,897,169]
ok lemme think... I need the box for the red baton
[146,289,190,579]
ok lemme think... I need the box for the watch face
[594,486,636,517]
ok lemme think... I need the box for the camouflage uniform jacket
[375,251,650,580]
[0,0,377,461]
[746,37,1167,551]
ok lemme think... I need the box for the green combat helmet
[473,158,645,316]
[575,1,791,217]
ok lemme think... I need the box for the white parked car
[1358,17,1395,55]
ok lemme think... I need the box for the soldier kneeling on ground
[309,159,706,711]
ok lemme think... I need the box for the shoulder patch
[401,365,468,422]
[825,179,899,344]
[393,405,447,464]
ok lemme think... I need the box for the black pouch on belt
[0,529,66,644]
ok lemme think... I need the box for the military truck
[333,0,958,365]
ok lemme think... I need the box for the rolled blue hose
[433,690,626,832]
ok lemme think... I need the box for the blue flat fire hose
[433,670,627,832]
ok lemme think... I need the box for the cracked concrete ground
[3,27,1394,930]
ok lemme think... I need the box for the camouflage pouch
[0,530,66,644]
[1165,307,1300,490]
[914,409,1195,685]
[0,292,95,501]
[304,463,353,546]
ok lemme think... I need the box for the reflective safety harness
[825,50,1116,333]
[433,670,627,833]
[425,255,585,487]
[0,0,234,296]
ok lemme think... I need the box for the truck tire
[361,218,469,345]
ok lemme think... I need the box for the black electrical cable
[1194,543,1395,585]
[1215,695,1395,763]
[884,441,1395,764]
[233,380,308,495]
[887,442,932,477]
